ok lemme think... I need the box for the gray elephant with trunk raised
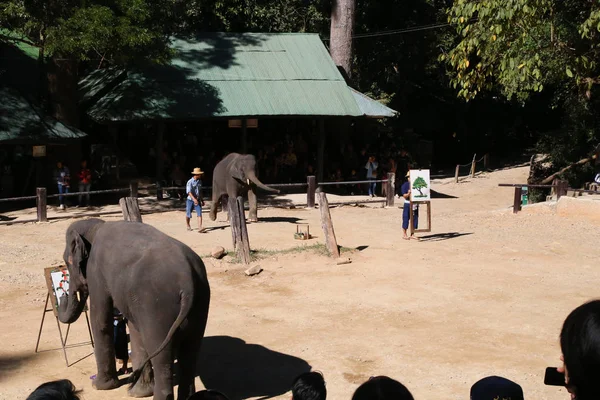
[209,153,279,222]
[58,218,210,400]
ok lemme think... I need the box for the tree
[412,176,428,196]
[330,0,356,79]
[0,0,180,125]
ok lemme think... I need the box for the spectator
[470,376,524,400]
[291,371,326,400]
[27,379,81,400]
[352,376,414,400]
[186,168,205,232]
[401,171,419,240]
[188,390,230,400]
[54,161,70,210]
[557,299,600,399]
[113,308,130,375]
[365,155,378,197]
[77,160,92,207]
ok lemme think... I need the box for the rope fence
[0,174,400,224]
[454,153,490,183]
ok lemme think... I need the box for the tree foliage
[442,0,600,102]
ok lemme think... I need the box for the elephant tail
[129,290,193,389]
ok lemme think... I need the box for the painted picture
[410,169,431,201]
[44,266,70,312]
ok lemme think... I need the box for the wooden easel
[35,266,94,367]
[409,201,432,235]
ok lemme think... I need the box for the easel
[409,201,432,235]
[35,266,94,367]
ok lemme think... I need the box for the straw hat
[191,167,204,175]
[405,171,410,177]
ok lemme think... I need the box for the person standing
[54,161,70,210]
[401,171,419,240]
[77,160,92,207]
[365,155,378,197]
[186,167,205,232]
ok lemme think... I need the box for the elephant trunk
[57,285,88,324]
[247,172,279,193]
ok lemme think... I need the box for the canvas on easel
[409,169,432,234]
[36,266,94,367]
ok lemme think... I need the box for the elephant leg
[127,323,154,398]
[176,338,200,400]
[145,344,173,400]
[90,296,120,390]
[209,189,218,221]
[222,195,230,222]
[248,189,258,222]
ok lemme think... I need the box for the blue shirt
[365,161,378,178]
[55,167,70,186]
[401,180,418,209]
[186,178,202,201]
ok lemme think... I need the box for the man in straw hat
[186,168,206,232]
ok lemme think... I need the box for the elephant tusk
[247,179,250,185]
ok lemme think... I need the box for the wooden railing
[499,180,599,213]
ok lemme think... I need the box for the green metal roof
[0,87,87,143]
[350,88,398,118]
[85,33,368,121]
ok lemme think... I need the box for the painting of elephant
[57,218,210,400]
[209,153,279,222]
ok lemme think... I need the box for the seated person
[556,300,600,399]
[352,376,413,400]
[291,371,326,400]
[470,376,524,400]
[27,380,81,400]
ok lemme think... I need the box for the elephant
[209,153,279,222]
[57,218,210,400]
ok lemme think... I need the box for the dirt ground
[1,166,599,400]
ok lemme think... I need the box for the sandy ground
[1,166,599,400]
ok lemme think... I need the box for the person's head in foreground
[187,389,230,400]
[470,376,524,400]
[352,376,414,400]
[27,379,81,400]
[292,371,326,400]
[559,299,600,400]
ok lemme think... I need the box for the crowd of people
[25,299,600,400]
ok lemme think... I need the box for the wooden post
[307,175,316,208]
[317,119,325,183]
[228,198,239,250]
[130,181,138,198]
[119,197,143,222]
[241,119,248,153]
[556,180,568,200]
[36,187,47,222]
[484,153,490,170]
[455,165,460,183]
[236,196,251,264]
[513,187,523,213]
[156,182,163,200]
[317,191,340,258]
[470,153,477,177]
[386,172,395,207]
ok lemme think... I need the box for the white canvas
[410,169,431,201]
[50,269,70,306]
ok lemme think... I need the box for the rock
[244,265,263,276]
[211,246,226,259]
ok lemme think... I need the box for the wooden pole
[241,119,248,153]
[386,172,395,207]
[228,198,239,250]
[556,180,568,200]
[470,153,477,177]
[455,165,460,183]
[307,175,316,208]
[483,153,490,170]
[513,187,522,213]
[130,181,138,198]
[36,187,47,222]
[317,119,325,183]
[236,196,251,265]
[318,191,340,258]
[156,182,163,200]
[119,197,143,222]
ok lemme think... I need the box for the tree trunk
[329,0,355,80]
[47,57,80,127]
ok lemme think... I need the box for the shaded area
[355,245,369,251]
[430,189,458,199]
[197,335,311,400]
[418,232,473,242]
[0,352,39,383]
[0,215,17,222]
[256,216,303,224]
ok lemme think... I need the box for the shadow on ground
[418,232,473,242]
[257,216,304,224]
[0,352,40,384]
[197,335,311,400]
[431,190,458,199]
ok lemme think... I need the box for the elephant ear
[230,160,246,182]
[67,231,89,280]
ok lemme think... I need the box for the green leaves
[566,67,573,78]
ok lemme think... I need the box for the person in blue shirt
[400,171,419,240]
[54,161,70,210]
[186,168,205,232]
[364,155,379,197]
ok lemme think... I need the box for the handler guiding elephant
[209,153,279,223]
[57,218,210,400]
